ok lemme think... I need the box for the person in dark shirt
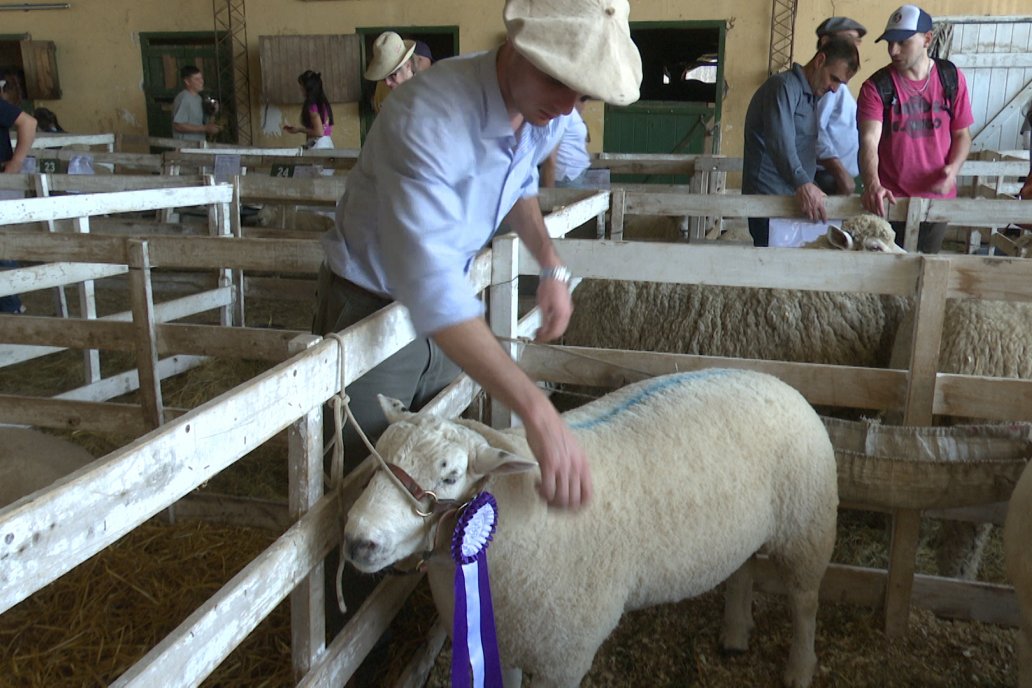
[0,82,35,313]
[741,39,859,246]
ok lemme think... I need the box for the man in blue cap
[858,4,974,252]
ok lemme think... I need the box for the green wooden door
[140,33,234,145]
[603,20,725,184]
[603,101,713,183]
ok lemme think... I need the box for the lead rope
[324,332,431,613]
[493,335,656,400]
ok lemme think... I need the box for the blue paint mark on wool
[569,369,734,431]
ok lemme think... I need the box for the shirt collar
[478,47,517,140]
[790,63,815,100]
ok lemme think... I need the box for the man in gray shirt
[172,65,220,142]
[742,38,859,246]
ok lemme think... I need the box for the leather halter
[384,462,464,517]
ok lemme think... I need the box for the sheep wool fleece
[567,280,908,368]
[566,214,910,369]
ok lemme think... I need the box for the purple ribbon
[451,492,502,688]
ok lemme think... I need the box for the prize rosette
[450,492,503,688]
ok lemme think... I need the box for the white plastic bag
[768,218,840,247]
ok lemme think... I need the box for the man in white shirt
[814,16,866,195]
[541,101,592,187]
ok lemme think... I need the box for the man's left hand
[535,277,572,342]
[929,165,958,196]
[796,182,828,222]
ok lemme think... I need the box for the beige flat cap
[504,0,642,106]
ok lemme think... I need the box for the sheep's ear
[377,395,415,424]
[826,225,854,251]
[471,446,538,476]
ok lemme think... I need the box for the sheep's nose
[345,535,379,563]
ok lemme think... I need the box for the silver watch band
[539,265,572,284]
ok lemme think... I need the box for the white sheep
[565,215,909,369]
[1005,459,1032,688]
[344,369,839,688]
[0,427,94,509]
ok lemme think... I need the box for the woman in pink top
[283,70,335,149]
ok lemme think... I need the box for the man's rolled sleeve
[374,120,488,336]
[765,83,811,189]
[816,95,837,162]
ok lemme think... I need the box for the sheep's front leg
[720,560,755,652]
[936,520,993,579]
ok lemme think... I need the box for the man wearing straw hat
[365,31,422,92]
[367,32,434,113]
[317,0,641,511]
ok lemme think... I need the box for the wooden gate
[937,16,1032,154]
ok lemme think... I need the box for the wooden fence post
[884,256,950,637]
[610,188,626,241]
[126,239,164,430]
[288,333,327,681]
[903,197,929,253]
[489,233,519,429]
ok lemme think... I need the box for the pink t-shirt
[857,63,973,199]
[307,104,333,137]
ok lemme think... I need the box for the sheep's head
[343,396,536,573]
[824,214,906,253]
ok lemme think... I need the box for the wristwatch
[539,265,572,285]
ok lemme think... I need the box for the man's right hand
[432,317,593,510]
[522,403,593,510]
[205,123,221,135]
[862,181,895,217]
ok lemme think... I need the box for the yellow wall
[3,0,1028,155]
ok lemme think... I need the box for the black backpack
[871,57,958,121]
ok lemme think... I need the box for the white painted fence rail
[0,189,610,686]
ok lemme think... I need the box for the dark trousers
[312,263,461,637]
[814,169,838,196]
[313,263,461,469]
[747,217,769,247]
[889,220,948,254]
[0,260,23,314]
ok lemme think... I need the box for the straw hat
[364,32,416,81]
[504,0,642,106]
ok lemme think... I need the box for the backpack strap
[872,65,897,124]
[933,57,958,119]
[874,59,959,125]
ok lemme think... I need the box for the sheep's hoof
[781,654,816,688]
[719,621,753,653]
